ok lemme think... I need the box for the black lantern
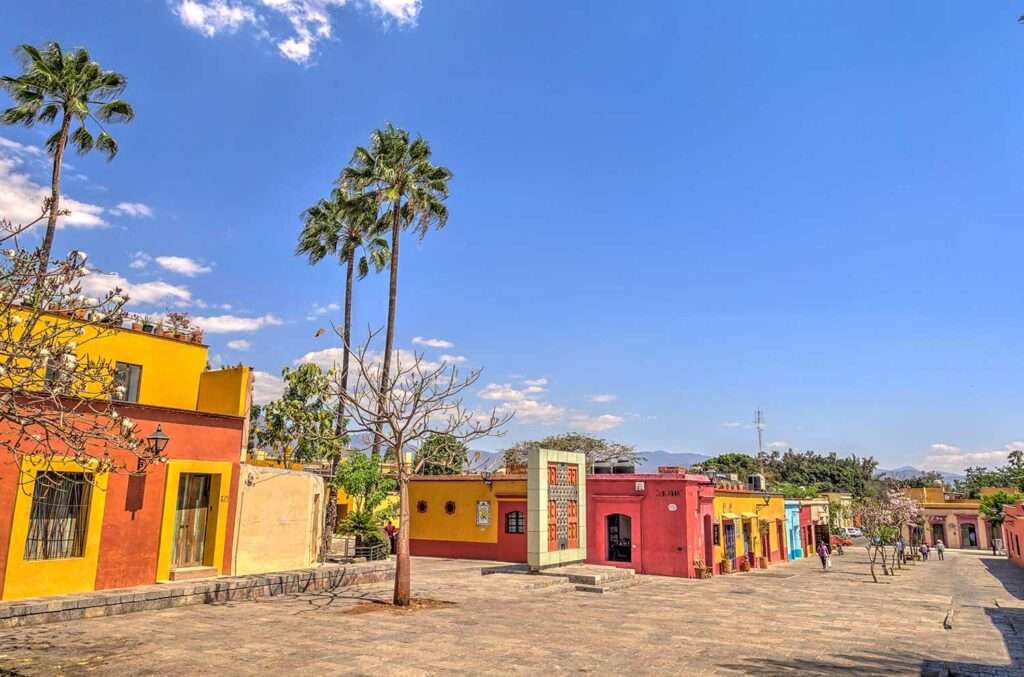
[135,425,171,473]
[145,425,170,455]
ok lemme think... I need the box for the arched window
[505,510,525,534]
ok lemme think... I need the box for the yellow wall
[2,457,108,600]
[712,491,786,564]
[197,366,251,417]
[155,459,234,580]
[409,478,526,543]
[232,465,323,575]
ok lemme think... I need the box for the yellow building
[902,486,1012,549]
[712,485,787,574]
[0,312,253,600]
[408,475,528,562]
[819,492,853,531]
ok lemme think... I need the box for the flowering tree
[0,213,146,481]
[854,490,922,582]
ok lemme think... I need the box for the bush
[339,510,384,546]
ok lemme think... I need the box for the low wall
[0,560,393,629]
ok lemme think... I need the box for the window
[114,362,142,403]
[505,510,525,534]
[416,500,428,514]
[713,523,721,546]
[444,500,456,515]
[24,472,92,560]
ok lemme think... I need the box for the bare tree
[337,329,510,606]
[0,210,148,482]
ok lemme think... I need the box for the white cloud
[569,413,624,433]
[110,202,153,218]
[227,339,251,350]
[495,398,565,424]
[80,270,191,306]
[0,137,41,157]
[522,378,547,387]
[767,441,790,450]
[479,383,529,402]
[440,354,466,364]
[155,255,213,277]
[193,314,284,333]
[923,440,1024,472]
[589,394,617,403]
[252,370,284,405]
[296,346,441,375]
[0,152,107,230]
[174,0,258,37]
[172,0,421,64]
[306,302,341,320]
[412,336,453,349]
[129,251,151,269]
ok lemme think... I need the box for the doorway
[931,523,946,546]
[606,514,632,562]
[172,473,212,569]
[724,522,736,565]
[742,521,753,565]
[960,523,978,549]
[703,514,714,568]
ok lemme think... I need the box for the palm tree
[1,42,134,277]
[296,190,388,424]
[341,125,452,457]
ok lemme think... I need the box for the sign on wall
[476,500,491,527]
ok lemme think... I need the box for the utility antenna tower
[754,409,765,456]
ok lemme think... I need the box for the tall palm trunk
[37,111,71,282]
[322,254,356,561]
[371,205,401,460]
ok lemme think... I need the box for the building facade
[901,487,1006,550]
[784,500,803,560]
[711,485,787,574]
[1002,501,1024,566]
[0,314,252,600]
[800,498,830,557]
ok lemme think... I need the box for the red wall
[586,475,712,578]
[0,403,243,596]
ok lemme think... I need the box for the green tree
[502,433,644,472]
[335,449,397,514]
[691,452,761,479]
[340,125,452,457]
[771,482,821,499]
[979,491,1023,531]
[1,42,134,277]
[414,433,469,475]
[253,363,343,466]
[956,466,1015,499]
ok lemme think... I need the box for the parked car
[840,527,863,538]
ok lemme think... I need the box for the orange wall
[0,403,244,597]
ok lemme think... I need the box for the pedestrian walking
[992,540,998,556]
[817,540,831,571]
[384,520,398,555]
[896,537,905,565]
[936,539,945,561]
[919,543,929,561]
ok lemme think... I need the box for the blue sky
[1,2,1022,470]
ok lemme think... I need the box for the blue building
[784,500,803,560]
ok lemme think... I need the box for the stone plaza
[0,548,1021,676]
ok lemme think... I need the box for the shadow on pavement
[983,557,1024,601]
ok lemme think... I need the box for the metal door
[724,522,736,563]
[173,473,211,568]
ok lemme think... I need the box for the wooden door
[173,473,211,568]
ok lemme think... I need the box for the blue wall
[784,500,803,559]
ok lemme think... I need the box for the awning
[741,512,759,519]
[721,512,740,520]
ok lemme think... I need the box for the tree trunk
[337,254,354,430]
[36,112,72,283]
[320,477,336,561]
[393,467,411,607]
[371,206,402,460]
[868,545,878,583]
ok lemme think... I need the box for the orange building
[0,314,251,600]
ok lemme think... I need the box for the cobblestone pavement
[1,549,1022,676]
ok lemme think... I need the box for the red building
[1003,501,1024,567]
[586,471,714,578]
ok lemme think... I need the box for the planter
[739,559,751,572]
[190,330,203,344]
[721,559,734,574]
[757,556,768,569]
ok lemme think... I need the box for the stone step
[565,569,635,586]
[168,566,219,582]
[574,576,649,594]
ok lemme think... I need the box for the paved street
[1,549,1022,676]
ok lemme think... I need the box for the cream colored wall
[232,464,324,575]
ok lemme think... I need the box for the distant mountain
[878,465,965,483]
[636,450,710,473]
